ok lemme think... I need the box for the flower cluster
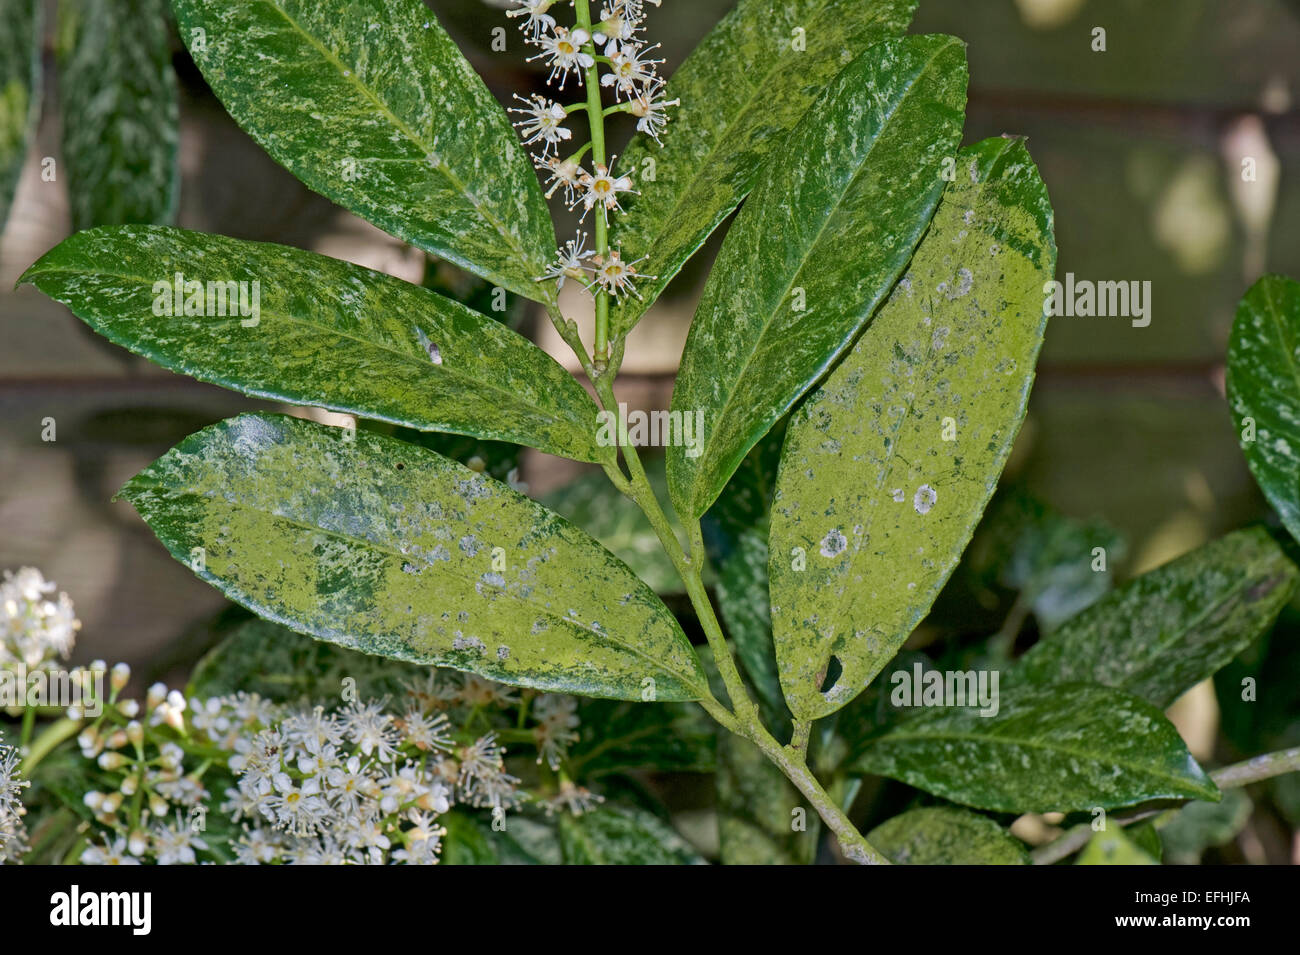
[0,733,27,863]
[508,0,678,302]
[31,667,598,864]
[0,567,80,669]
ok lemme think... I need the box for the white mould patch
[891,488,905,503]
[913,485,937,515]
[820,528,847,558]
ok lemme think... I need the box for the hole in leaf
[395,463,405,470]
[819,655,843,694]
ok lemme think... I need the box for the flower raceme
[507,0,673,304]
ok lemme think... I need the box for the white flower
[398,709,453,753]
[528,26,595,88]
[509,94,573,158]
[538,156,586,203]
[589,249,654,300]
[80,836,141,865]
[0,567,80,668]
[341,700,401,763]
[266,772,328,836]
[600,42,662,98]
[533,694,580,769]
[544,779,605,817]
[577,160,636,221]
[539,230,595,288]
[630,78,680,146]
[0,736,28,862]
[506,0,556,40]
[152,814,209,865]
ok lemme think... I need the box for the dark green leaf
[1015,529,1298,709]
[120,413,708,701]
[556,806,705,864]
[57,0,178,229]
[668,35,968,519]
[1158,789,1252,865]
[568,699,715,778]
[703,426,790,731]
[170,0,555,300]
[866,807,1029,864]
[610,0,917,338]
[0,0,41,231]
[21,226,610,464]
[716,732,818,864]
[851,683,1219,813]
[1227,274,1300,542]
[768,137,1054,720]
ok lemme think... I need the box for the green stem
[21,716,82,774]
[574,0,610,369]
[589,376,887,863]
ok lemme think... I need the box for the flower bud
[110,662,131,691]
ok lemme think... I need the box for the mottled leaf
[21,226,610,464]
[0,0,41,231]
[170,0,555,300]
[716,732,819,865]
[57,0,178,229]
[1015,528,1298,709]
[851,684,1218,813]
[768,137,1054,720]
[1227,274,1300,542]
[119,413,707,701]
[1075,827,1159,865]
[667,35,968,520]
[610,0,917,339]
[557,806,706,865]
[866,807,1029,865]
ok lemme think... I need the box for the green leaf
[119,413,708,702]
[866,807,1029,865]
[610,0,917,338]
[667,35,968,520]
[21,226,610,464]
[768,137,1054,720]
[438,811,500,865]
[57,0,178,229]
[568,699,715,778]
[716,732,818,864]
[1227,274,1300,542]
[0,0,41,231]
[1158,789,1252,865]
[1075,827,1159,865]
[851,684,1219,813]
[703,426,790,731]
[170,0,555,300]
[1015,528,1298,709]
[556,806,706,864]
[542,463,681,594]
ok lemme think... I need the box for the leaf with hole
[850,683,1218,813]
[21,226,610,464]
[667,35,967,520]
[1014,528,1298,709]
[768,136,1055,720]
[170,0,555,300]
[610,0,917,340]
[118,413,708,702]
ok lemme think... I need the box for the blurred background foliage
[2,0,1300,862]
